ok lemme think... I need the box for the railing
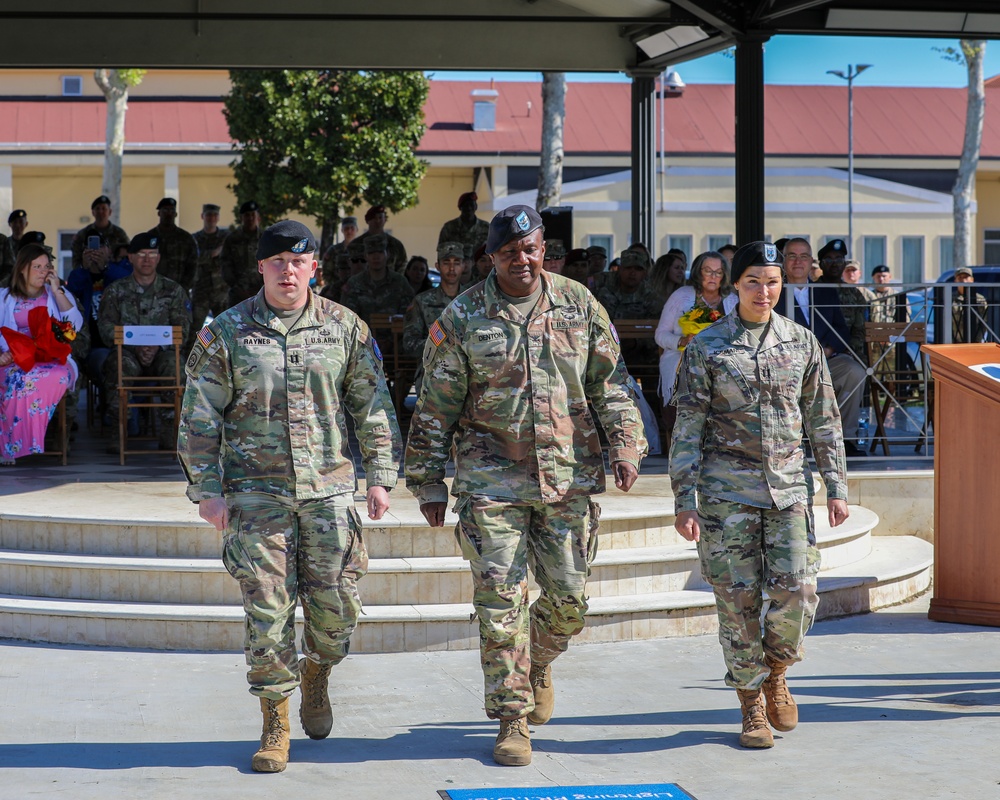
[778,280,1000,465]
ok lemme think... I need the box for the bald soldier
[405,205,646,767]
[178,220,401,774]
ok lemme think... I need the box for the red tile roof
[0,82,998,160]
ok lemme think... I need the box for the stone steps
[0,492,934,652]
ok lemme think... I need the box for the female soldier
[669,241,849,749]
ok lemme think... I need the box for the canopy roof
[3,1,1000,73]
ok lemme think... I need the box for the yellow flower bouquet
[677,306,723,349]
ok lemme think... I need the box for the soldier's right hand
[674,510,701,542]
[419,501,447,528]
[199,497,230,532]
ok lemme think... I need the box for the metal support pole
[735,36,768,246]
[630,73,657,255]
[848,77,855,249]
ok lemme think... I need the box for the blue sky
[428,35,998,88]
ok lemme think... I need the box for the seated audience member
[468,244,493,285]
[649,251,686,305]
[563,248,591,285]
[98,232,192,454]
[587,246,610,291]
[404,256,434,295]
[319,252,353,303]
[0,244,84,463]
[340,233,415,325]
[66,240,134,412]
[718,243,737,268]
[543,239,566,275]
[778,237,867,456]
[595,249,664,321]
[403,241,465,396]
[655,250,738,441]
[952,266,989,343]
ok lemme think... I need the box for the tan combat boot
[298,657,334,739]
[493,716,532,766]
[736,688,774,749]
[527,663,554,725]
[252,696,291,773]
[762,655,798,732]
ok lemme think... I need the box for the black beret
[239,200,259,214]
[817,239,847,260]
[773,237,789,254]
[730,240,783,283]
[91,195,111,209]
[128,232,160,253]
[156,197,177,210]
[256,220,317,260]
[871,264,890,276]
[485,205,543,254]
[8,209,26,223]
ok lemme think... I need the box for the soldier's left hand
[612,461,639,493]
[827,498,849,528]
[366,485,390,520]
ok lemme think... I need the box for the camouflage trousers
[455,494,600,720]
[696,496,821,690]
[222,492,369,700]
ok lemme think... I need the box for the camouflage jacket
[97,273,192,349]
[818,279,868,359]
[356,230,408,273]
[71,222,130,270]
[220,227,263,305]
[402,285,459,356]
[178,291,401,502]
[340,269,415,325]
[594,278,664,321]
[149,224,199,291]
[405,271,647,505]
[437,216,490,252]
[669,309,847,513]
[0,234,12,285]
[192,228,230,303]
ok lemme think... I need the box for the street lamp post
[827,64,872,254]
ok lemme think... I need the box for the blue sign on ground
[440,784,697,800]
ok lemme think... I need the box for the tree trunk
[536,72,566,212]
[94,69,130,224]
[953,41,986,272]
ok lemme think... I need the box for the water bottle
[857,408,870,450]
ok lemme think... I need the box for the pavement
[0,593,997,799]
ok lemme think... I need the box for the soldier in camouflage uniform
[70,195,130,272]
[98,232,191,453]
[542,238,565,275]
[405,205,646,768]
[0,231,13,285]
[190,203,230,337]
[340,233,415,326]
[355,205,407,273]
[148,197,198,291]
[178,220,401,774]
[220,201,263,309]
[320,216,359,286]
[670,241,849,750]
[437,191,490,253]
[402,241,465,396]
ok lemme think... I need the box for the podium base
[929,597,1000,627]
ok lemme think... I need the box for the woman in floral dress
[0,244,83,463]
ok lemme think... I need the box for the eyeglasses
[702,269,725,278]
[784,253,812,262]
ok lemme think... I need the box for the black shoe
[844,442,866,458]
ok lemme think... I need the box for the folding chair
[865,321,929,456]
[113,325,185,465]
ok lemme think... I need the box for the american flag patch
[197,327,216,348]
[429,320,447,347]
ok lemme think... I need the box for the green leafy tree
[224,69,429,240]
[94,68,146,223]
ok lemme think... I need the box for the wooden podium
[922,343,1000,626]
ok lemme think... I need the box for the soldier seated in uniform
[340,233,415,327]
[97,232,191,453]
[542,239,565,275]
[562,248,591,285]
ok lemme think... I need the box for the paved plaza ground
[0,593,996,799]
